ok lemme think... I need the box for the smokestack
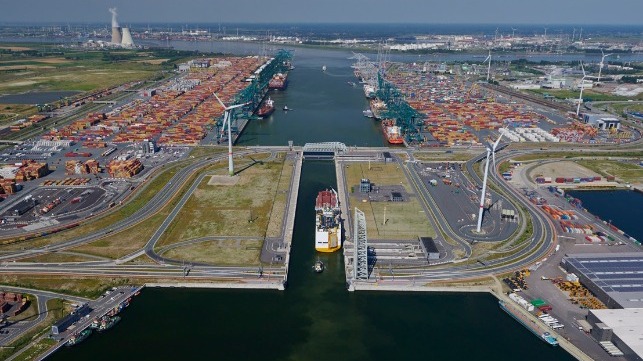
[121,28,134,47]
[109,8,122,44]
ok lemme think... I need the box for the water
[45,42,580,360]
[50,161,574,361]
[566,189,643,242]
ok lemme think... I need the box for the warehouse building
[586,309,643,361]
[560,253,643,309]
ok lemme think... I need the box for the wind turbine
[576,62,587,117]
[484,50,492,82]
[476,130,505,233]
[214,93,249,176]
[597,49,613,84]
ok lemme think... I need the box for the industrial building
[419,237,440,260]
[586,309,643,361]
[560,253,643,309]
[51,304,91,335]
[582,113,621,130]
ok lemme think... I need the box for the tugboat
[66,329,92,347]
[313,259,325,273]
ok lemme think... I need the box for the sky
[0,0,642,25]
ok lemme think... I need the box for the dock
[35,286,143,361]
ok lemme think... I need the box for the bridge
[302,142,348,159]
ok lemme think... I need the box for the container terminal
[354,57,639,148]
[0,42,642,361]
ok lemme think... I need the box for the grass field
[20,252,99,263]
[528,88,643,102]
[156,155,288,255]
[0,275,132,299]
[162,239,263,266]
[512,150,643,162]
[344,162,435,240]
[413,152,476,162]
[0,47,178,94]
[577,159,643,184]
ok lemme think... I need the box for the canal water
[50,44,576,360]
[566,189,643,242]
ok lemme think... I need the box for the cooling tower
[109,8,122,44]
[121,28,134,47]
[111,27,122,44]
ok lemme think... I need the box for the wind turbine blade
[213,93,226,109]
[228,103,247,110]
[580,62,586,77]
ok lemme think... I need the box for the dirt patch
[530,160,600,179]
[0,46,32,51]
[137,58,170,65]
[0,65,54,71]
[6,80,40,87]
[208,174,240,185]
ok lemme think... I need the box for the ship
[88,318,100,329]
[381,119,404,144]
[98,315,121,332]
[66,329,92,347]
[315,189,342,253]
[363,109,374,118]
[369,99,387,119]
[498,300,559,347]
[268,73,288,90]
[257,97,275,117]
[363,84,376,99]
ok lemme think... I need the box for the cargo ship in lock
[315,189,342,253]
[498,300,559,347]
[381,119,404,144]
[256,97,275,117]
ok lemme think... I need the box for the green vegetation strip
[576,159,643,184]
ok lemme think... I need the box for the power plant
[108,7,134,48]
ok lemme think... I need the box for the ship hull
[381,120,404,144]
[315,189,342,253]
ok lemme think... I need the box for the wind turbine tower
[476,131,505,233]
[576,62,587,117]
[484,50,492,82]
[214,94,248,176]
[597,50,613,84]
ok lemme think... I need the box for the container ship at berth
[382,119,404,144]
[315,189,342,253]
[269,73,288,90]
[498,300,559,347]
[257,97,275,117]
[369,99,387,120]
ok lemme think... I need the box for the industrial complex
[0,12,642,361]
